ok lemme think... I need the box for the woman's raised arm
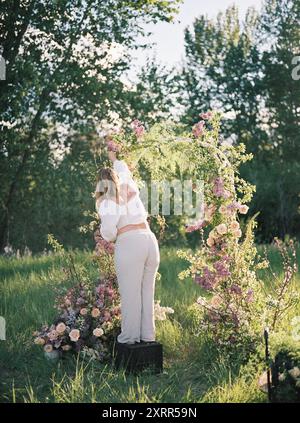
[113,159,140,203]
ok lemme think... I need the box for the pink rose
[233,229,242,238]
[48,330,58,341]
[230,221,240,231]
[216,224,227,235]
[103,311,111,321]
[93,328,104,337]
[238,204,249,214]
[91,308,100,318]
[207,237,215,247]
[56,323,66,334]
[218,205,227,215]
[69,329,80,342]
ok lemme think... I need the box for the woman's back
[97,159,148,241]
[98,193,148,230]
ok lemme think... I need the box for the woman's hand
[108,151,117,162]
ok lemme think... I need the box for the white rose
[93,328,104,337]
[288,367,300,379]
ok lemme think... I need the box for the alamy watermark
[0,50,6,80]
[0,316,5,341]
[291,315,300,341]
[292,56,300,81]
[97,178,205,221]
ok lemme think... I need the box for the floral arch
[108,111,268,359]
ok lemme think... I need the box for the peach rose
[80,308,88,316]
[48,330,58,341]
[204,204,216,221]
[216,223,227,235]
[103,311,111,321]
[233,229,242,238]
[218,205,227,215]
[207,237,215,247]
[239,204,249,214]
[93,328,104,337]
[34,337,45,345]
[208,229,217,239]
[210,295,222,307]
[230,221,240,231]
[289,367,300,379]
[56,322,66,334]
[69,329,80,342]
[44,344,53,353]
[91,308,100,318]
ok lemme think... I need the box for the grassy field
[0,245,299,403]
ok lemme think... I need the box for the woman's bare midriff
[117,222,148,236]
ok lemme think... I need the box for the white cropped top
[97,160,148,242]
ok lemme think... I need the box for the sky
[131,0,264,72]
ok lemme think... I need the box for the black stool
[112,340,163,375]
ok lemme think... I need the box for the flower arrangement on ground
[33,234,121,362]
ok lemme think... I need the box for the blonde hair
[95,167,120,210]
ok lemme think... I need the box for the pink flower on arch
[246,289,254,302]
[194,267,219,291]
[238,204,249,214]
[204,203,217,222]
[230,284,242,295]
[106,139,121,152]
[131,119,145,138]
[200,111,213,120]
[212,177,232,199]
[213,257,231,279]
[213,177,224,196]
[192,120,205,138]
[132,119,142,127]
[185,219,207,233]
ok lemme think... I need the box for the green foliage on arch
[115,113,255,204]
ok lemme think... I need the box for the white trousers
[114,228,160,344]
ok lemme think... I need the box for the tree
[0,0,182,251]
[178,1,300,241]
[124,56,181,126]
[258,0,300,239]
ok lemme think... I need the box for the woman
[95,152,160,345]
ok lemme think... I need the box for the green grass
[0,245,299,403]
